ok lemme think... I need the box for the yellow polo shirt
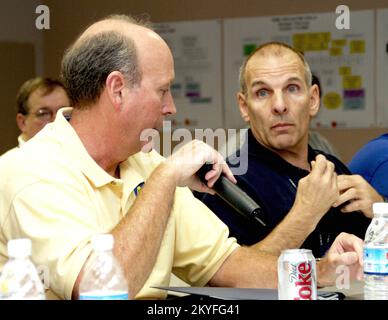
[0,108,239,300]
[0,135,26,158]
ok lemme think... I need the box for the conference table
[320,280,364,300]
[44,280,366,300]
[155,280,366,300]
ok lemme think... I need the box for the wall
[0,0,43,154]
[0,0,43,74]
[43,0,388,77]
[0,43,35,154]
[319,127,387,163]
[39,0,388,162]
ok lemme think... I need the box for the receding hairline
[71,17,170,73]
[251,43,302,57]
[60,15,173,108]
[247,44,306,72]
[240,42,312,93]
[76,17,159,49]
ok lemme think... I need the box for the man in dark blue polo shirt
[196,42,382,258]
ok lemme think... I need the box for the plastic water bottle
[363,202,388,299]
[79,234,129,300]
[0,238,45,300]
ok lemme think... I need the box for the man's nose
[272,91,288,114]
[163,93,176,115]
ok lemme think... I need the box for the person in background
[197,42,380,258]
[0,17,365,300]
[348,134,388,199]
[1,77,70,156]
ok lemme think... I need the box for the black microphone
[197,163,266,227]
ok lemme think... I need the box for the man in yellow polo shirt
[0,14,365,300]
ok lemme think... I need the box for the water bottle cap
[91,234,114,251]
[7,238,32,258]
[372,202,388,215]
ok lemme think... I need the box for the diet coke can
[278,249,317,300]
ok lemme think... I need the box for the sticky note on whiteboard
[343,89,365,110]
[331,39,347,47]
[343,75,362,89]
[330,47,343,56]
[323,92,342,110]
[349,40,365,54]
[339,66,351,76]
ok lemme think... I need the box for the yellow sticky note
[322,32,332,43]
[292,32,330,52]
[323,92,342,110]
[350,40,365,54]
[343,75,362,89]
[293,33,307,52]
[331,39,347,47]
[339,66,351,76]
[330,47,343,56]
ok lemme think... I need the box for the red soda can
[278,249,317,300]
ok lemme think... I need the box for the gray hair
[238,42,312,95]
[60,14,151,109]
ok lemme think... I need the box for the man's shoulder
[362,134,388,153]
[371,133,388,143]
[0,137,78,194]
[0,146,19,159]
[348,134,388,173]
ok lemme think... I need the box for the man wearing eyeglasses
[2,77,70,158]
[14,77,70,145]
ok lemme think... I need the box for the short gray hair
[238,42,312,95]
[60,14,150,109]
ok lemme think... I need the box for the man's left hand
[333,174,384,218]
[317,232,363,287]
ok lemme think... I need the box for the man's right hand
[293,154,339,226]
[164,139,236,194]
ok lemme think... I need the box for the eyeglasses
[28,107,63,122]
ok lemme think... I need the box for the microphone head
[196,163,266,227]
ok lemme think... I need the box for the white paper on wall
[154,20,223,130]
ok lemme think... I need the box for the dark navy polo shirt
[195,129,370,258]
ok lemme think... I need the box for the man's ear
[309,84,320,117]
[16,113,26,133]
[238,92,250,123]
[106,71,126,110]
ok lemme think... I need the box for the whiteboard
[154,20,223,129]
[376,9,388,126]
[224,10,375,129]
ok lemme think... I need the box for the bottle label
[364,247,388,275]
[79,291,129,300]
